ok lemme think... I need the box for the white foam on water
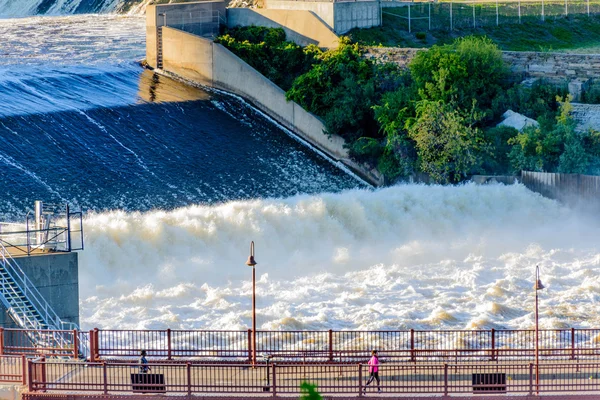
[79,183,600,331]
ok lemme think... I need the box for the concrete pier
[0,253,79,328]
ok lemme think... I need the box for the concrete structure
[497,110,539,132]
[0,253,79,328]
[264,0,381,34]
[146,1,226,69]
[157,26,382,185]
[227,8,339,48]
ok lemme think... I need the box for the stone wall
[365,47,600,82]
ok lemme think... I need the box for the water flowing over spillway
[0,12,599,332]
[0,0,148,16]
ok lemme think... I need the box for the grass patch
[349,13,600,51]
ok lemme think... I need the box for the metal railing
[2,328,599,363]
[0,354,26,384]
[26,359,600,395]
[86,328,600,362]
[0,203,83,257]
[0,242,78,332]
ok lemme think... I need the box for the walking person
[139,350,151,373]
[364,350,381,393]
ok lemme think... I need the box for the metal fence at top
[382,0,600,32]
[79,328,600,362]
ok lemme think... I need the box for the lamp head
[534,265,545,290]
[534,279,545,290]
[246,241,257,267]
[246,255,257,267]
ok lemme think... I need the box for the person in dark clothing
[139,350,151,373]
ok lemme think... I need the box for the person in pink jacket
[364,350,381,393]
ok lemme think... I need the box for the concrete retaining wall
[227,8,339,48]
[146,1,226,67]
[265,0,381,33]
[0,253,79,328]
[160,27,383,185]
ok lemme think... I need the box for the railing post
[187,362,192,395]
[247,329,252,362]
[73,329,79,359]
[528,363,533,395]
[27,359,33,392]
[0,327,5,355]
[491,328,496,361]
[40,356,46,393]
[358,363,363,397]
[328,329,333,361]
[94,328,99,360]
[410,329,415,362]
[21,354,26,386]
[103,361,108,395]
[89,329,96,362]
[66,203,71,252]
[272,363,277,397]
[444,364,448,396]
[167,328,172,360]
[571,328,575,360]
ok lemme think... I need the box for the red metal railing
[0,354,26,384]
[0,328,80,359]
[91,328,600,362]
[26,358,600,396]
[2,328,600,363]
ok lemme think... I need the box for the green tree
[409,36,509,120]
[408,100,487,183]
[300,383,322,400]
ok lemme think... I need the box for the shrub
[408,100,488,183]
[409,36,509,121]
[215,27,319,91]
[582,80,600,104]
[415,32,427,41]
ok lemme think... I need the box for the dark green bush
[215,27,319,91]
[415,32,427,41]
[409,36,509,121]
[582,80,600,104]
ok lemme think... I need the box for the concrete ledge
[227,8,339,48]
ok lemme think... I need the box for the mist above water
[79,183,600,331]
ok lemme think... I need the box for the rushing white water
[78,183,600,331]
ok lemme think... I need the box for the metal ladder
[157,26,164,69]
[0,242,82,354]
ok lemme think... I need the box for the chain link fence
[381,0,600,31]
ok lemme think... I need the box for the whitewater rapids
[79,183,600,331]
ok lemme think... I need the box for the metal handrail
[0,241,77,331]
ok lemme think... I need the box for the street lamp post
[534,265,545,395]
[246,241,257,367]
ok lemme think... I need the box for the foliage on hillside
[216,28,600,183]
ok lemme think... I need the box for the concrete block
[569,78,592,103]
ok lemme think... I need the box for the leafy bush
[287,38,407,144]
[409,36,509,121]
[582,80,600,104]
[493,79,568,125]
[408,100,489,183]
[215,27,319,91]
[415,32,427,41]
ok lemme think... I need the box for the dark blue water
[0,65,363,220]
